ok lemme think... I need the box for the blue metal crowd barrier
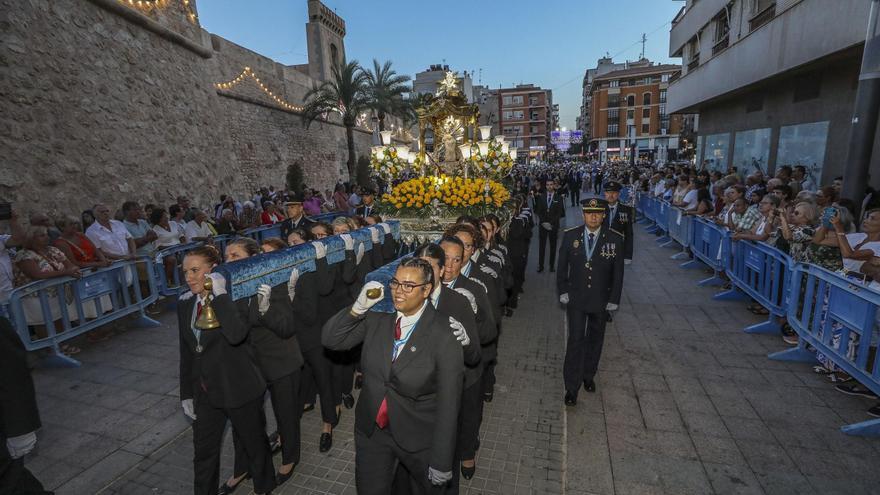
[716,239,793,334]
[655,200,671,244]
[665,206,693,260]
[768,264,880,436]
[4,258,161,368]
[644,197,660,233]
[683,217,728,286]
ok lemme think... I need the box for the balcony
[668,0,869,114]
[669,0,730,57]
[712,36,729,56]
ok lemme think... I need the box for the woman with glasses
[322,258,464,495]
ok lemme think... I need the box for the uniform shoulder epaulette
[467,276,488,294]
[564,225,580,232]
[609,228,624,238]
[452,287,478,314]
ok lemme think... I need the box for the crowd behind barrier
[636,192,880,436]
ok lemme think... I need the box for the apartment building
[497,84,554,160]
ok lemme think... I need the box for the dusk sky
[199,0,684,130]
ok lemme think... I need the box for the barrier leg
[744,315,781,334]
[841,419,880,437]
[671,248,690,261]
[697,271,725,287]
[680,258,702,269]
[656,234,671,244]
[40,344,82,368]
[645,224,658,233]
[767,343,816,363]
[713,287,749,302]
[132,309,162,328]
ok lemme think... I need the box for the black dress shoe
[275,465,295,486]
[461,462,476,480]
[319,432,333,453]
[354,374,364,390]
[505,308,514,317]
[482,392,493,403]
[218,474,250,495]
[268,431,281,454]
[342,393,355,409]
[302,403,315,413]
[564,392,577,406]
[606,311,613,322]
[584,380,596,393]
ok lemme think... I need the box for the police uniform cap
[581,198,608,213]
[605,181,623,192]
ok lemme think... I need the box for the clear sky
[198,0,684,129]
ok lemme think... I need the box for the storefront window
[776,121,829,183]
[733,128,771,175]
[704,133,730,172]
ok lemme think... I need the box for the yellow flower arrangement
[379,175,511,216]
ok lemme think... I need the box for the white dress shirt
[86,220,132,258]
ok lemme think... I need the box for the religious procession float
[370,71,517,245]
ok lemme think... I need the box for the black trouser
[233,371,301,473]
[0,443,51,495]
[538,226,558,270]
[593,180,601,194]
[457,379,484,461]
[328,347,357,404]
[563,307,608,397]
[570,186,580,206]
[355,428,445,495]
[193,393,275,495]
[509,255,527,305]
[480,337,498,397]
[301,346,339,426]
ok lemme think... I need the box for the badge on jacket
[573,239,580,248]
[619,212,628,223]
[600,242,617,259]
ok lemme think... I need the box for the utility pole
[842,0,880,216]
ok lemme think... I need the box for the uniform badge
[600,243,617,259]
[196,344,203,354]
[573,239,580,248]
[620,212,628,223]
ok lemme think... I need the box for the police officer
[603,181,634,264]
[556,198,625,406]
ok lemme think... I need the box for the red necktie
[375,318,401,429]
[196,301,203,318]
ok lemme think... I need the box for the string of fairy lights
[117,0,198,24]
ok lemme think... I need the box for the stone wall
[0,0,372,217]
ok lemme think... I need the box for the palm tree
[364,59,412,132]
[302,58,369,180]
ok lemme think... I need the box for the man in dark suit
[568,171,582,206]
[556,198,625,406]
[322,258,464,494]
[603,181,634,264]
[534,179,566,273]
[354,188,377,217]
[594,169,604,194]
[0,317,53,495]
[280,194,314,240]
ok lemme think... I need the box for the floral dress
[13,247,70,325]
[787,225,815,263]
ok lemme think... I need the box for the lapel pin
[410,346,417,352]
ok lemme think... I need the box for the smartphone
[821,207,836,229]
[0,203,10,221]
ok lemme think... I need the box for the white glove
[356,242,365,265]
[182,399,197,421]
[369,226,381,243]
[207,272,226,297]
[379,223,391,235]
[428,466,453,486]
[5,432,36,459]
[340,233,354,251]
[449,316,470,347]
[559,293,569,305]
[624,259,632,265]
[313,241,326,259]
[541,222,552,231]
[257,284,271,315]
[287,267,300,302]
[606,302,618,311]
[352,281,384,315]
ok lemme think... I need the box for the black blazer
[178,293,266,409]
[451,276,498,388]
[534,192,566,229]
[317,251,357,326]
[292,266,322,352]
[434,286,480,368]
[474,252,507,307]
[280,216,314,239]
[507,214,533,258]
[236,285,304,382]
[464,262,502,325]
[605,203,635,261]
[556,226,625,314]
[322,304,463,472]
[354,204,377,217]
[0,317,41,439]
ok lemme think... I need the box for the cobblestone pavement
[25,204,880,494]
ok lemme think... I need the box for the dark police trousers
[356,428,445,495]
[193,392,275,495]
[300,347,340,426]
[538,226,558,270]
[563,306,608,395]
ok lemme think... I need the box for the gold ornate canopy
[415,72,480,175]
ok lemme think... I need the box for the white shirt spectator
[86,220,132,258]
[0,234,13,303]
[843,233,880,272]
[348,192,361,208]
[153,224,183,248]
[185,220,213,241]
[653,181,665,197]
[682,189,699,210]
[170,220,187,241]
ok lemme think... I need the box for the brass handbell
[195,277,221,330]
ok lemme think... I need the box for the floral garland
[370,148,407,182]
[468,140,514,180]
[378,175,511,217]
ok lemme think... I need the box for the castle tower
[305,0,346,82]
